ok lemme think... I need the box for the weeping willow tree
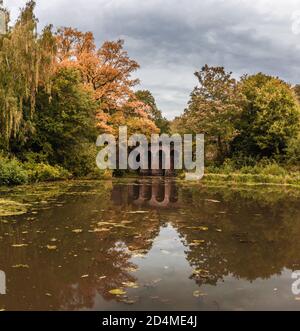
[0,1,56,150]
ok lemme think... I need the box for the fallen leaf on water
[72,229,83,234]
[12,264,29,269]
[193,290,207,297]
[193,269,210,277]
[12,244,28,248]
[205,199,221,203]
[122,281,139,289]
[97,222,113,226]
[46,245,57,250]
[109,289,126,295]
[186,226,208,231]
[93,228,110,232]
[190,240,205,246]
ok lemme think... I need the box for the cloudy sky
[5,0,300,118]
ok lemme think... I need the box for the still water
[0,178,300,311]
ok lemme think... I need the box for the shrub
[0,155,28,186]
[24,162,71,182]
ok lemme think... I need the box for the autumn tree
[181,65,243,161]
[56,28,158,136]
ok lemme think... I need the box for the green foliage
[0,154,28,185]
[19,67,98,175]
[232,73,300,158]
[179,65,243,162]
[135,90,170,133]
[0,154,71,186]
[0,1,56,149]
[24,162,71,182]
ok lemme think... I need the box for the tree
[56,28,159,136]
[180,65,243,161]
[22,67,98,175]
[233,73,300,158]
[0,1,56,150]
[135,90,170,133]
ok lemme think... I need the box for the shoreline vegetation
[1,2,300,189]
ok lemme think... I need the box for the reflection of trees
[175,185,300,286]
[0,181,161,310]
[1,180,300,310]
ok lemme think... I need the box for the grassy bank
[199,162,300,187]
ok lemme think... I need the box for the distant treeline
[172,65,300,171]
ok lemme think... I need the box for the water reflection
[112,179,178,208]
[0,179,300,310]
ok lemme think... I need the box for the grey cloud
[6,0,300,118]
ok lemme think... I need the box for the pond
[0,178,300,311]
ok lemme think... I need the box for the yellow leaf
[72,229,83,234]
[109,288,126,295]
[46,245,57,250]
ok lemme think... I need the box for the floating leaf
[190,240,205,246]
[193,269,210,278]
[72,229,83,234]
[12,244,28,248]
[109,288,126,295]
[122,281,139,289]
[193,290,207,297]
[46,245,57,250]
[12,264,29,269]
[93,228,110,232]
[205,199,221,203]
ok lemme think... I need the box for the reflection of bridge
[112,179,179,209]
[137,144,177,177]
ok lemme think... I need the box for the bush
[0,155,28,186]
[24,162,71,182]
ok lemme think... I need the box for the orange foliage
[55,27,159,136]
